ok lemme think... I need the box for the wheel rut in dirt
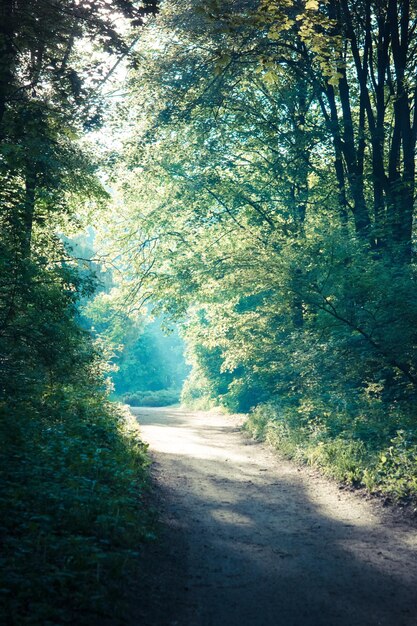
[131,407,417,626]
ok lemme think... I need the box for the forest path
[131,407,417,626]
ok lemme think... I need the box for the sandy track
[131,406,417,626]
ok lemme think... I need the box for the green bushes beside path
[0,393,154,625]
[244,400,417,505]
[122,388,181,407]
[0,238,156,625]
[0,1,160,622]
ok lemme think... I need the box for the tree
[0,0,156,256]
[103,0,417,414]
[256,0,417,259]
[0,0,158,395]
[0,2,160,622]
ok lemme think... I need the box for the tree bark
[22,163,37,258]
[0,0,16,135]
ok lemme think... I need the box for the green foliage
[98,0,417,503]
[111,320,189,396]
[122,388,181,407]
[0,245,155,623]
[370,431,417,499]
[181,366,219,410]
[84,285,189,397]
[245,399,417,503]
[0,2,158,623]
[0,392,153,625]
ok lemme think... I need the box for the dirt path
[131,406,417,626]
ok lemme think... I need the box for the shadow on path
[131,408,417,626]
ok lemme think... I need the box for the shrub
[244,398,417,503]
[0,391,154,625]
[122,388,181,407]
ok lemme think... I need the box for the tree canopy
[0,2,158,623]
[3,0,417,621]
[106,0,417,407]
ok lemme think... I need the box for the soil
[130,406,417,626]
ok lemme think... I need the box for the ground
[130,406,417,626]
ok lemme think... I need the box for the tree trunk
[22,164,36,257]
[0,0,15,135]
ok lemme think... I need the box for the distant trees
[85,288,189,396]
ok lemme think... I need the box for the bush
[180,367,218,410]
[122,388,181,407]
[244,398,417,503]
[0,391,154,625]
[369,430,417,499]
[0,251,155,624]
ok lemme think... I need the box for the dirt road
[131,406,417,626]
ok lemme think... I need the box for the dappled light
[3,0,417,623]
[133,407,251,462]
[133,407,417,626]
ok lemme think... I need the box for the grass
[244,399,417,505]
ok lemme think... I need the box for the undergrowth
[0,389,154,625]
[244,398,417,505]
[121,388,181,407]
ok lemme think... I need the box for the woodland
[2,0,417,623]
